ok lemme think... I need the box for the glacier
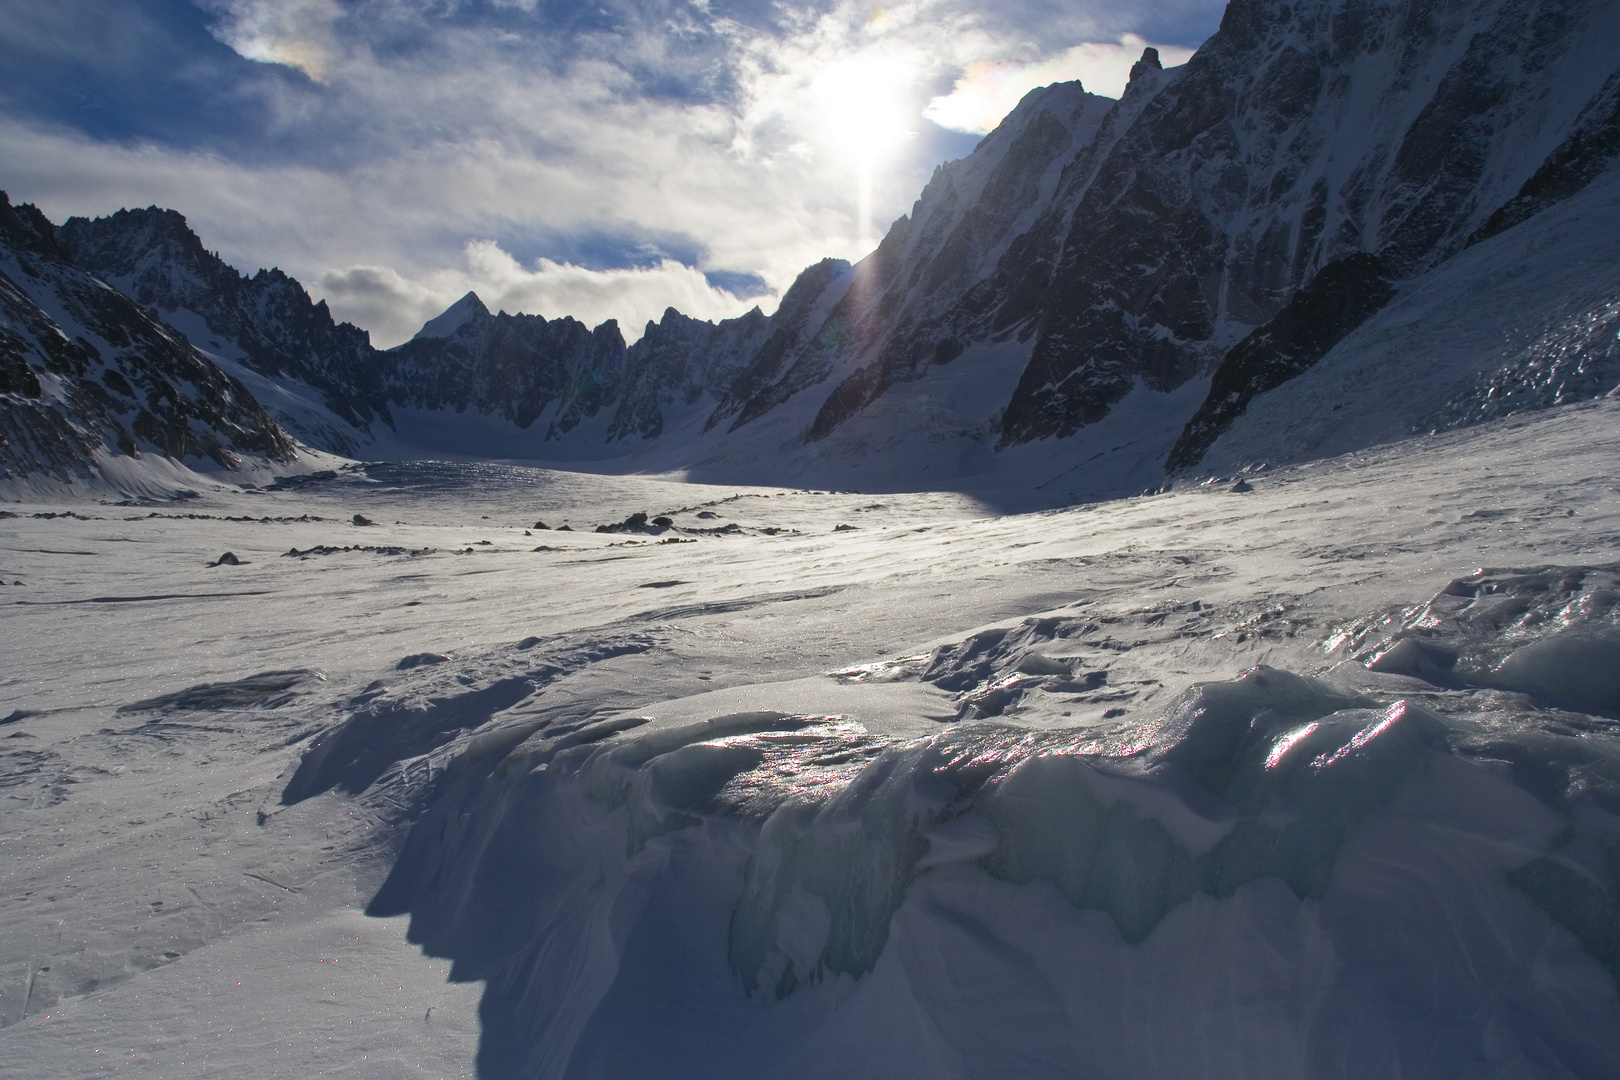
[352,568,1620,1078]
[6,396,1619,1076]
[5,0,1620,1072]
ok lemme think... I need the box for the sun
[814,51,916,249]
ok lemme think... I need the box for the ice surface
[358,647,1620,1077]
[4,400,1620,1076]
[1490,630,1620,714]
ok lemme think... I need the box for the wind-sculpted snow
[1332,563,1620,718]
[117,668,326,714]
[353,568,1620,1078]
[281,634,657,804]
[6,415,1620,1075]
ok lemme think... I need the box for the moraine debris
[283,544,433,558]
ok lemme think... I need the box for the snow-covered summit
[0,192,297,495]
[412,291,490,341]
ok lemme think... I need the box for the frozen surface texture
[6,0,1620,1071]
[362,642,1620,1078]
[5,398,1619,1076]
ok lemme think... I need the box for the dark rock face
[62,211,771,450]
[43,0,1620,475]
[800,83,1115,442]
[1472,66,1620,245]
[988,0,1619,449]
[771,0,1620,457]
[705,257,853,433]
[1165,254,1396,471]
[609,306,769,440]
[59,208,390,433]
[388,297,629,437]
[0,192,295,484]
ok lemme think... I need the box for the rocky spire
[1127,47,1162,85]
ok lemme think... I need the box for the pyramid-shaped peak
[413,291,490,340]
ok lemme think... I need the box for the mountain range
[0,195,293,493]
[5,0,1620,496]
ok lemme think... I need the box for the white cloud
[0,115,820,347]
[923,34,1197,134]
[317,242,762,347]
[5,2,1214,349]
[198,0,344,81]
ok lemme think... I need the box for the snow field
[1,397,1619,1076]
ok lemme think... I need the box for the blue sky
[0,0,1221,345]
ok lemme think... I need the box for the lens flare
[814,52,915,249]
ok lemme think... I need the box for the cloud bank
[1,0,1220,347]
[924,34,1198,134]
[319,243,763,345]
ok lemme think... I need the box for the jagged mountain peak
[60,206,387,443]
[1128,47,1163,85]
[413,290,491,341]
[28,0,1620,493]
[0,192,69,261]
[0,191,297,489]
[983,0,1620,448]
[59,205,203,265]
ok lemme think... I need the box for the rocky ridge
[58,208,390,435]
[38,0,1620,487]
[0,192,295,488]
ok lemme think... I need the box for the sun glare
[815,52,915,249]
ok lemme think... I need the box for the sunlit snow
[4,397,1620,1076]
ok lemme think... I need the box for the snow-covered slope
[0,192,298,498]
[735,0,1620,463]
[37,77,1121,473]
[705,81,1117,442]
[1197,164,1620,472]
[57,212,781,461]
[45,0,1620,495]
[58,208,391,436]
[4,399,1620,1076]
